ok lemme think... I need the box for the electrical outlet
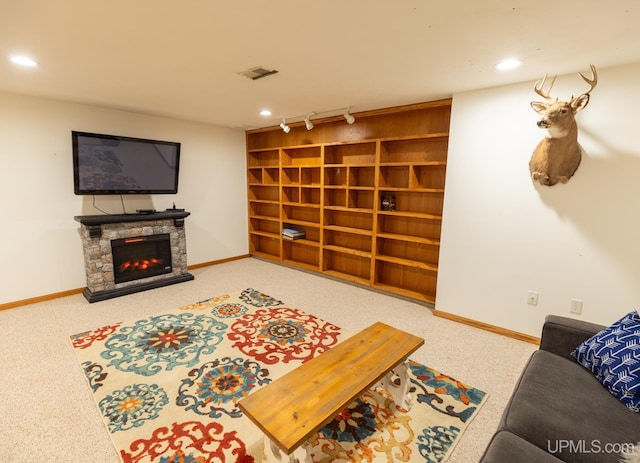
[527,291,539,306]
[570,298,583,315]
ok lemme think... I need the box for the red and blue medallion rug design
[70,288,487,462]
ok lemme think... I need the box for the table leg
[378,361,412,411]
[263,435,312,463]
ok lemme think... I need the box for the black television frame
[72,131,181,195]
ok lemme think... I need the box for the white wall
[0,92,248,304]
[437,62,640,336]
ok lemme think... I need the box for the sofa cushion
[571,310,640,412]
[498,350,640,463]
[480,431,564,463]
[540,315,605,361]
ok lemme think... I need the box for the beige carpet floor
[0,257,537,462]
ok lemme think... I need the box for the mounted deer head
[529,64,597,186]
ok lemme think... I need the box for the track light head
[280,119,290,133]
[344,109,355,124]
[304,113,315,130]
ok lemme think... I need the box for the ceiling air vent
[239,66,279,81]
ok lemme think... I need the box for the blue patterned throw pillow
[571,310,640,412]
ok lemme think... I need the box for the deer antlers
[578,64,598,96]
[534,74,558,102]
[533,64,598,102]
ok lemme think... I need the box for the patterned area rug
[70,288,487,463]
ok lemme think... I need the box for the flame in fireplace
[118,258,164,274]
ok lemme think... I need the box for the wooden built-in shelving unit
[246,100,451,304]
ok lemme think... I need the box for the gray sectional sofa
[480,315,640,463]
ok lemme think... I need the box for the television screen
[72,131,181,195]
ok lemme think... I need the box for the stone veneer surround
[75,211,194,302]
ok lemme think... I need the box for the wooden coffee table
[237,322,424,463]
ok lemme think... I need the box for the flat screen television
[72,131,181,195]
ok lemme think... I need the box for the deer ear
[571,94,590,112]
[530,101,548,114]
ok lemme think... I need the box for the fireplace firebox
[111,234,172,284]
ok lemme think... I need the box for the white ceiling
[1,1,639,130]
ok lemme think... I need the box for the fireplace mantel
[75,211,190,237]
[75,210,194,302]
[75,210,190,225]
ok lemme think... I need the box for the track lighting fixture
[276,107,355,133]
[344,108,355,124]
[304,113,315,130]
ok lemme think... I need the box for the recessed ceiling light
[10,55,39,67]
[259,109,272,116]
[495,58,522,71]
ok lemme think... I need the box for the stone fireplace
[75,211,194,302]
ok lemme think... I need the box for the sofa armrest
[539,315,605,361]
